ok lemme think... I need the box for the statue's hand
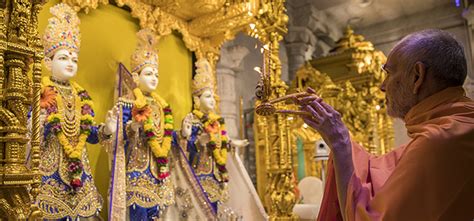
[181,116,193,138]
[127,120,142,132]
[104,106,119,135]
[231,139,249,148]
[197,133,210,146]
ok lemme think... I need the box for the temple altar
[1,0,473,220]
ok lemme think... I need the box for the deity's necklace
[51,77,80,139]
[132,88,174,180]
[192,110,229,169]
[145,96,164,142]
[42,76,95,191]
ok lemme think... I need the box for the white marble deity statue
[169,58,248,220]
[103,29,174,221]
[35,3,114,220]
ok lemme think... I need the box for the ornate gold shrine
[250,0,300,220]
[287,27,394,183]
[253,27,394,216]
[0,0,45,219]
[309,26,394,155]
[63,0,260,99]
[0,0,301,220]
[288,63,341,180]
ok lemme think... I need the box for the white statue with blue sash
[103,29,174,221]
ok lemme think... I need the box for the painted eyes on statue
[143,72,159,78]
[57,55,78,63]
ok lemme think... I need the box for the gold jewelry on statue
[50,76,71,87]
[192,109,229,168]
[192,58,214,96]
[50,77,81,139]
[42,77,94,160]
[130,29,159,73]
[43,3,81,58]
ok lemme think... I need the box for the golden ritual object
[0,0,46,219]
[250,0,300,220]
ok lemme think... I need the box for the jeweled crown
[130,29,159,73]
[43,3,81,58]
[192,58,214,96]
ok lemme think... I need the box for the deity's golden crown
[43,3,81,58]
[192,58,214,96]
[130,29,159,73]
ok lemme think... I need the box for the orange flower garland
[192,109,229,182]
[132,88,173,180]
[41,77,95,191]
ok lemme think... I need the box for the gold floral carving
[62,0,108,13]
[0,0,45,219]
[62,0,257,58]
[61,0,257,109]
[251,1,297,220]
[290,27,394,155]
[309,26,394,155]
[286,29,393,187]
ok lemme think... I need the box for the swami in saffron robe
[318,86,474,221]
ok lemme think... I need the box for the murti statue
[35,3,111,220]
[173,58,248,218]
[104,29,174,220]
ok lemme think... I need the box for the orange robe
[317,87,474,221]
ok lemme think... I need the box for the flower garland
[132,88,173,180]
[192,109,229,182]
[41,77,95,191]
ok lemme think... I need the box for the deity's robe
[35,83,103,220]
[317,86,474,221]
[107,99,174,221]
[164,112,230,220]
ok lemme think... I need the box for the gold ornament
[130,29,159,73]
[42,3,81,58]
[192,58,214,96]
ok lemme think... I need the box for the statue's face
[49,49,78,81]
[199,88,216,113]
[138,66,159,93]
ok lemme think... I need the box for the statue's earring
[44,57,52,71]
[193,96,200,110]
[132,72,139,85]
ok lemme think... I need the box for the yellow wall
[38,1,193,219]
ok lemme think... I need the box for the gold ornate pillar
[251,1,297,220]
[288,62,340,180]
[0,0,44,219]
[309,26,394,155]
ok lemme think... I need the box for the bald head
[393,29,467,88]
[381,29,468,119]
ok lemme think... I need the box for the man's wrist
[330,133,351,156]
